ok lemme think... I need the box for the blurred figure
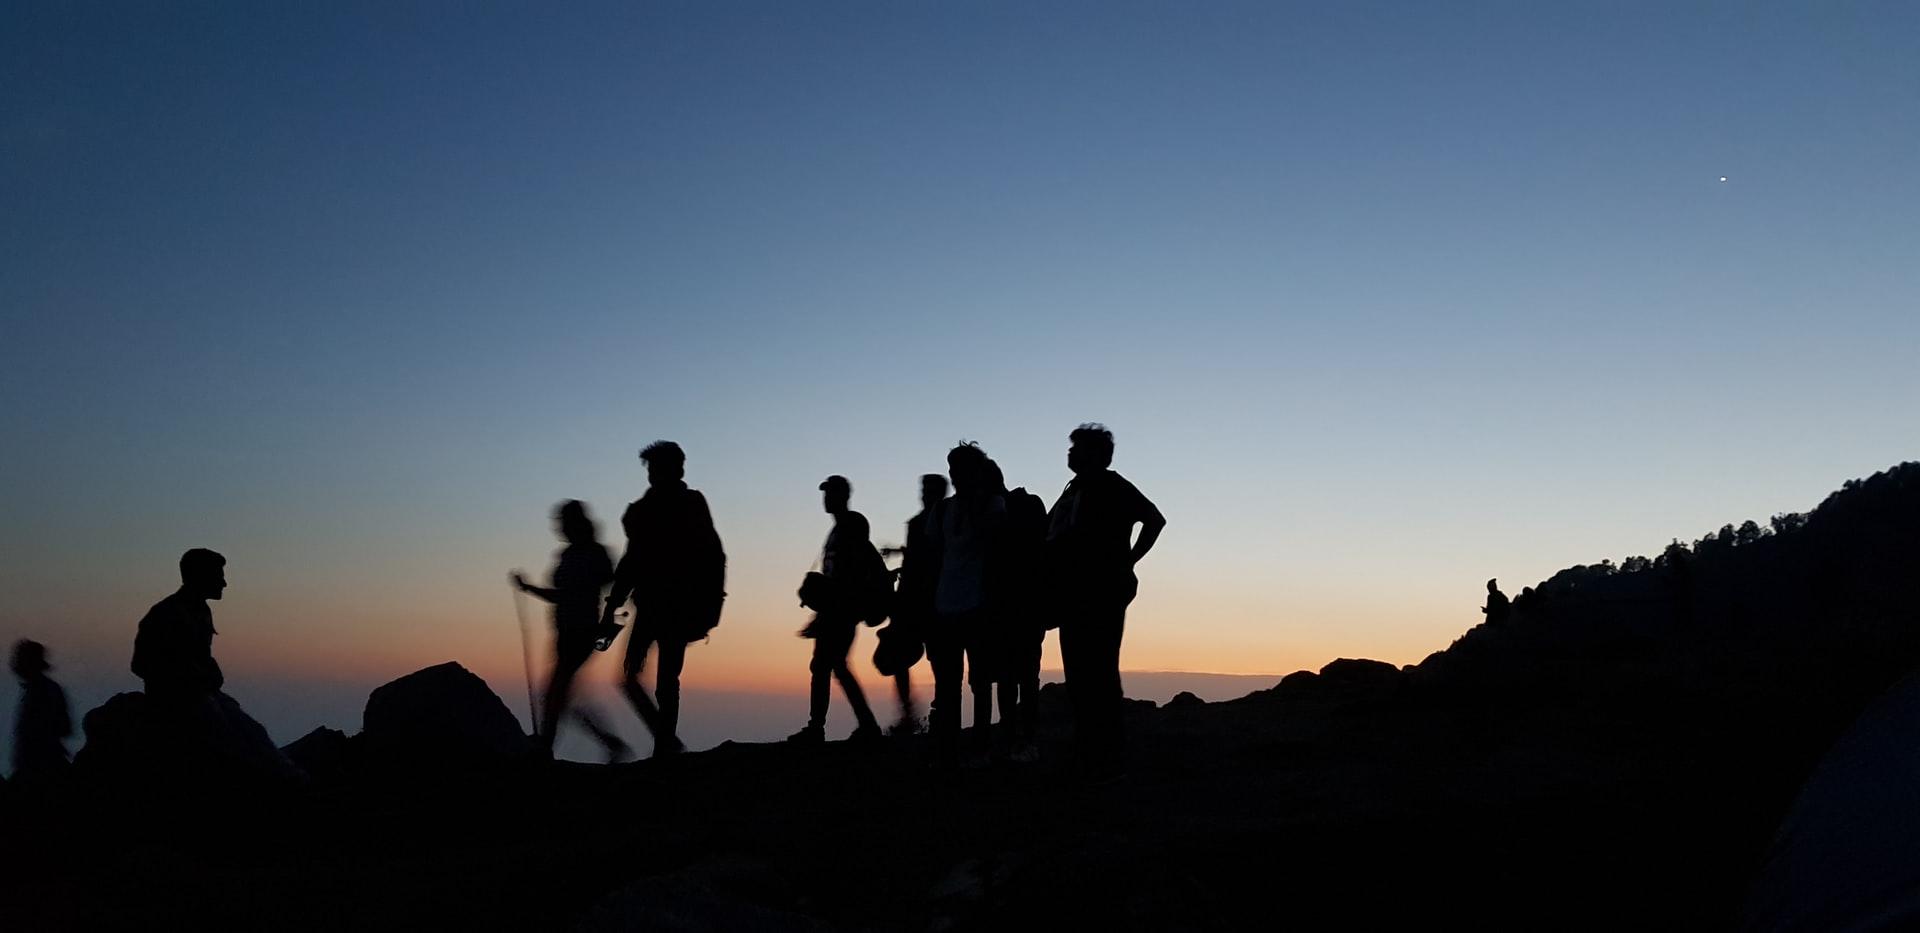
[513,500,629,761]
[601,441,727,758]
[1046,424,1165,781]
[789,475,883,743]
[932,443,1005,765]
[1482,579,1512,627]
[133,547,229,703]
[10,639,71,785]
[877,473,948,736]
[997,469,1050,762]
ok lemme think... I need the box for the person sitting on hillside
[11,639,72,787]
[1482,579,1511,627]
[133,548,231,703]
[127,549,299,783]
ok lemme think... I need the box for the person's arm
[1129,493,1166,566]
[512,572,561,603]
[602,552,636,624]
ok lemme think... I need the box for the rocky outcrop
[360,662,529,766]
[73,690,302,791]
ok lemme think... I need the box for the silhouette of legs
[538,627,629,759]
[1061,608,1126,777]
[539,636,591,750]
[927,616,966,764]
[806,622,878,737]
[1010,624,1043,752]
[965,621,999,757]
[890,669,918,734]
[621,621,686,755]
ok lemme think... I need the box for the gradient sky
[4,2,1917,757]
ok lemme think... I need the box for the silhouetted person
[514,500,629,761]
[130,549,298,783]
[932,443,1006,764]
[1482,578,1511,627]
[10,640,71,785]
[790,475,882,743]
[133,548,229,703]
[878,473,948,735]
[602,441,727,757]
[1046,424,1164,781]
[997,468,1050,761]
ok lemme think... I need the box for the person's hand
[510,571,528,591]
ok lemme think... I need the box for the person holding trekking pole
[512,499,629,761]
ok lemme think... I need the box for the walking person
[1045,424,1165,781]
[600,441,727,757]
[512,500,629,761]
[10,640,71,787]
[789,475,884,743]
[877,473,948,736]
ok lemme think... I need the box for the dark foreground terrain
[0,662,1875,931]
[7,461,1920,931]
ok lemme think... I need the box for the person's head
[640,440,686,486]
[820,475,851,514]
[919,473,948,512]
[982,458,1008,495]
[1487,578,1500,592]
[180,548,227,600]
[555,499,596,544]
[10,639,49,679]
[1067,423,1115,475]
[947,442,989,494]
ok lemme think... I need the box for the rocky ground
[0,654,1818,931]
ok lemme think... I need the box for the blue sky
[3,2,1916,760]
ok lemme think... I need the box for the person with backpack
[789,474,884,743]
[1046,424,1165,782]
[512,500,629,761]
[931,443,1006,765]
[600,441,727,757]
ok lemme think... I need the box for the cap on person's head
[820,475,851,493]
[11,639,49,675]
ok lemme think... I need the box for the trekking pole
[509,574,541,738]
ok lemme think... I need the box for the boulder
[360,662,530,765]
[73,690,302,791]
[1166,691,1205,709]
[1275,670,1320,695]
[1318,657,1402,688]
